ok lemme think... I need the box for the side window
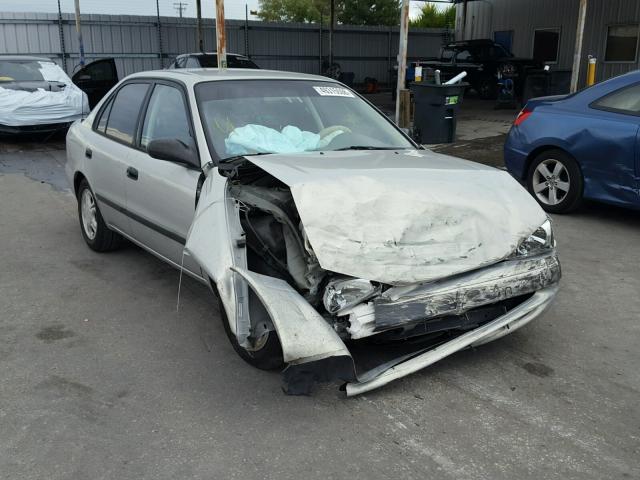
[592,83,640,115]
[95,95,114,133]
[176,57,187,68]
[104,83,149,145]
[186,57,200,68]
[140,84,192,151]
[455,49,474,62]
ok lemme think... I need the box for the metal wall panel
[457,0,640,84]
[0,12,446,84]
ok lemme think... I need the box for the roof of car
[446,40,497,48]
[0,55,54,62]
[126,68,334,85]
[177,52,248,58]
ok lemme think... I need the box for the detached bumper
[345,284,558,396]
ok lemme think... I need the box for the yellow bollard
[587,56,597,86]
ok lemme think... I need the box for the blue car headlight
[514,219,555,258]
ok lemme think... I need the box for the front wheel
[216,290,284,371]
[527,150,583,213]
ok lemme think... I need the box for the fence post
[156,0,164,67]
[57,0,67,72]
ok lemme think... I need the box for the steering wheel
[319,125,352,140]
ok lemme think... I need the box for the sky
[0,1,444,20]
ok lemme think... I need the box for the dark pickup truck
[422,39,541,99]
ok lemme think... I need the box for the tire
[216,289,284,371]
[477,76,498,100]
[76,178,123,251]
[527,149,583,214]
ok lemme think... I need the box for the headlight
[323,278,380,314]
[515,219,555,258]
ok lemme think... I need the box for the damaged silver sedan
[66,69,560,396]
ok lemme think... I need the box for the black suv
[423,40,540,99]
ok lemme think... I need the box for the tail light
[514,108,532,126]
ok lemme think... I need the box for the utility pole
[395,0,410,125]
[174,2,188,18]
[328,0,335,68]
[570,0,588,92]
[215,0,227,69]
[73,0,85,67]
[196,0,203,52]
[57,0,67,72]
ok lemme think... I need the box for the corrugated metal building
[0,12,447,84]
[455,0,640,85]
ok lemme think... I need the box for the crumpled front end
[186,151,561,396]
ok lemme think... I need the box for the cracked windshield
[195,79,413,160]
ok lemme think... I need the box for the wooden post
[399,89,411,128]
[570,0,588,93]
[395,0,410,125]
[73,0,85,66]
[215,0,227,69]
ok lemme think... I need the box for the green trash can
[410,82,468,144]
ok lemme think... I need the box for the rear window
[592,83,640,115]
[0,60,46,82]
[198,55,259,69]
[103,83,149,144]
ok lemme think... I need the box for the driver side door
[124,81,204,279]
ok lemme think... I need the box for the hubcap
[80,188,98,240]
[532,159,570,206]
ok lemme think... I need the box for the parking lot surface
[1,135,639,479]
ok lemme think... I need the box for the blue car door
[582,84,640,206]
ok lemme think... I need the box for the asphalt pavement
[1,134,639,479]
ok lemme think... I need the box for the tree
[257,0,401,26]
[410,4,456,29]
[340,0,400,27]
[257,0,332,23]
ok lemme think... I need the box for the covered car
[0,56,89,133]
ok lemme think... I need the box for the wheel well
[524,146,570,180]
[73,172,86,197]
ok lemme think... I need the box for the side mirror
[147,138,200,169]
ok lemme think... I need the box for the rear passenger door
[124,81,203,277]
[87,81,150,236]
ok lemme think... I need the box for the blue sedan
[505,70,640,213]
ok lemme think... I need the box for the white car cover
[0,61,89,126]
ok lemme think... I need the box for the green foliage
[257,0,401,26]
[410,4,456,29]
[340,0,400,26]
[257,0,331,23]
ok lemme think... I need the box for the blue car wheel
[527,149,583,213]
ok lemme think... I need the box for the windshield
[0,60,46,82]
[195,80,413,160]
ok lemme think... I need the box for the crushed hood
[244,149,548,285]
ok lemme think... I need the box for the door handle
[85,148,92,159]
[126,166,138,181]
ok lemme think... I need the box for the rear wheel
[216,288,284,371]
[527,150,583,213]
[77,178,123,251]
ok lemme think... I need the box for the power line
[173,2,188,17]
